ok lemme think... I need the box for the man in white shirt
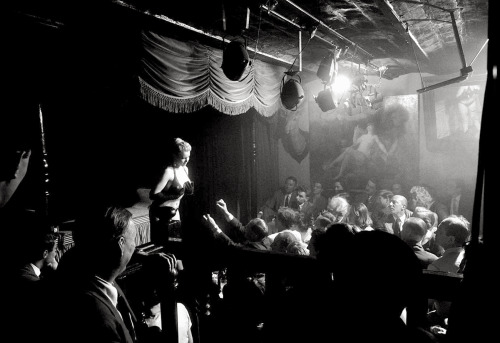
[386,195,413,237]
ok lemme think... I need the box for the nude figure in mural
[331,123,389,181]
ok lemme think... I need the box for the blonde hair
[409,186,433,208]
[174,137,192,153]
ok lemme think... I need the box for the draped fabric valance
[139,30,288,117]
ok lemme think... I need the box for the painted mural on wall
[422,75,485,160]
[309,95,418,193]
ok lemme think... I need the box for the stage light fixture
[222,39,250,81]
[316,51,335,84]
[280,72,304,110]
[314,87,336,112]
[331,74,352,94]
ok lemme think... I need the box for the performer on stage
[149,138,194,246]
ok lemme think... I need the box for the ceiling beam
[112,0,300,68]
[374,0,430,60]
[283,1,377,64]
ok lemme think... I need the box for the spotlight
[316,51,335,84]
[314,88,336,112]
[222,39,250,81]
[280,73,304,110]
[331,74,352,94]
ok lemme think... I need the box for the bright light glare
[332,75,352,94]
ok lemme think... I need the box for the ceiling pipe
[112,0,296,68]
[262,3,379,72]
[374,0,429,60]
[262,4,337,51]
[283,0,376,62]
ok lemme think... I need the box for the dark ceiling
[124,0,489,79]
[7,0,489,80]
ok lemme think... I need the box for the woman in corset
[149,137,194,246]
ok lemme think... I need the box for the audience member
[409,185,449,224]
[428,216,470,273]
[215,199,270,250]
[325,195,350,223]
[333,180,345,197]
[386,195,413,237]
[295,185,314,226]
[401,217,439,268]
[15,231,59,282]
[270,230,301,254]
[261,176,298,222]
[57,206,178,343]
[317,222,357,276]
[427,216,470,331]
[412,207,442,257]
[309,182,328,218]
[10,230,59,342]
[265,207,307,245]
[332,230,435,343]
[346,202,374,231]
[369,189,394,230]
[307,226,327,258]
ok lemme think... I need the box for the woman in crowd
[149,138,194,246]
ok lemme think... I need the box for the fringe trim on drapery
[139,77,280,117]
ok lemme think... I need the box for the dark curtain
[238,109,280,225]
[254,111,280,214]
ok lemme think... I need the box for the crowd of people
[3,136,480,343]
[198,174,475,342]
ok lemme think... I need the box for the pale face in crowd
[365,180,376,196]
[44,243,59,271]
[389,196,406,216]
[284,179,297,194]
[334,181,344,193]
[313,183,323,195]
[296,191,309,205]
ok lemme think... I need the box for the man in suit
[261,176,298,222]
[10,230,59,343]
[56,206,138,343]
[16,231,59,283]
[401,217,438,268]
[385,195,413,238]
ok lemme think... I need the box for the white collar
[30,263,41,277]
[94,276,119,307]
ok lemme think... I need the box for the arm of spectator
[201,214,238,248]
[0,149,30,208]
[216,199,234,222]
[216,199,248,242]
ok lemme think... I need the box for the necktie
[116,288,137,342]
[394,218,402,237]
[284,194,290,207]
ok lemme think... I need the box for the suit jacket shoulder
[60,280,134,343]
[16,264,39,282]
